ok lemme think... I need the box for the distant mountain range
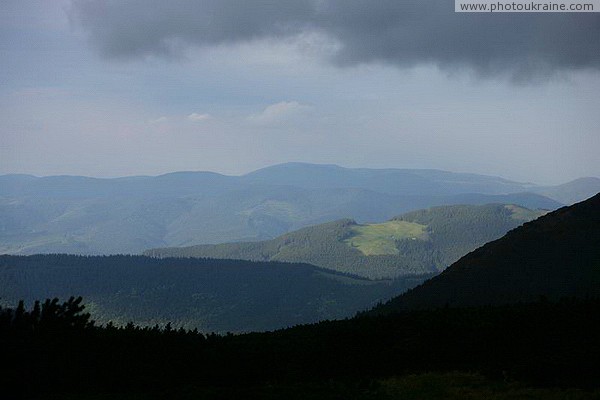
[147,203,546,279]
[372,192,600,314]
[1,162,596,255]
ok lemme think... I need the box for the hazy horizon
[2,160,600,186]
[1,1,599,185]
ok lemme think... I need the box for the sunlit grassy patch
[344,220,427,256]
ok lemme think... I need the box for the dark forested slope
[0,254,428,332]
[373,193,600,313]
[3,295,600,399]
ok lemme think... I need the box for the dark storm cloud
[71,0,600,77]
[70,0,316,57]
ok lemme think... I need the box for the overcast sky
[1,0,599,184]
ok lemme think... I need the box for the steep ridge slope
[373,193,600,313]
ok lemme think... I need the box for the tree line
[2,296,599,398]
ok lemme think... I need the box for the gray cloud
[71,0,600,78]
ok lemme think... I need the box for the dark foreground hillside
[373,193,600,313]
[0,254,429,332]
[2,297,600,399]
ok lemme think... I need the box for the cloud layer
[71,0,600,78]
[188,113,211,121]
[249,101,311,126]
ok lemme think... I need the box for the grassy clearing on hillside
[344,221,427,256]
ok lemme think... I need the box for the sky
[0,0,599,185]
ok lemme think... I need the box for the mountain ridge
[3,163,592,203]
[371,192,600,313]
[146,203,547,279]
[2,163,593,255]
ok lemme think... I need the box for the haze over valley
[1,1,599,398]
[1,162,591,256]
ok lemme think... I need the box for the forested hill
[0,163,569,255]
[146,203,546,279]
[0,254,429,332]
[372,193,600,314]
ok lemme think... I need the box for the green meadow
[344,221,428,256]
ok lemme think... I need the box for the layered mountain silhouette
[1,163,582,255]
[373,193,600,313]
[147,203,546,279]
